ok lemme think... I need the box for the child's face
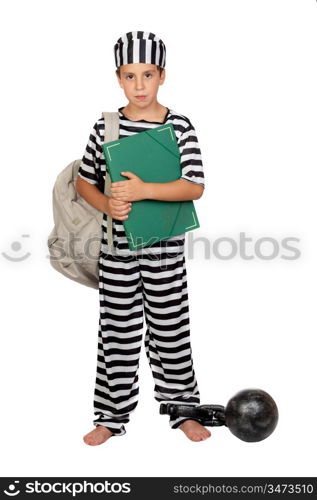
[116,63,165,108]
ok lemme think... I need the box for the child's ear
[116,72,123,89]
[159,69,166,85]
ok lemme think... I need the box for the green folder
[102,123,200,251]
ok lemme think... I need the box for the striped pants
[93,249,201,436]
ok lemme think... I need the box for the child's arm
[145,178,204,201]
[76,176,109,212]
[76,118,131,220]
[110,173,204,202]
[76,176,131,221]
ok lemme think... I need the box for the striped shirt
[78,106,205,255]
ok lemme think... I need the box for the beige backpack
[47,112,119,289]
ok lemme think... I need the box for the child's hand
[106,197,132,220]
[111,172,148,202]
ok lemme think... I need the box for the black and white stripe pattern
[114,31,166,68]
[94,251,201,435]
[77,107,205,256]
[78,108,204,434]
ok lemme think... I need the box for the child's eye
[125,73,152,80]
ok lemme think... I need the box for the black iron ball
[225,388,279,442]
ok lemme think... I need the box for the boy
[76,31,210,445]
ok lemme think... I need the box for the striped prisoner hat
[114,31,166,69]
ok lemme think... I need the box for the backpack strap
[102,112,120,252]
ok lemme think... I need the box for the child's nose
[135,78,145,89]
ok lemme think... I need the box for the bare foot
[179,420,211,442]
[83,425,113,446]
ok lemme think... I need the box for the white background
[0,0,316,477]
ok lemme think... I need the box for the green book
[102,123,200,251]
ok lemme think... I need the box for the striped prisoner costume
[78,107,205,435]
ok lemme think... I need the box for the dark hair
[116,65,164,78]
